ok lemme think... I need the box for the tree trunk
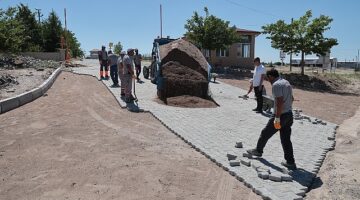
[301,51,305,75]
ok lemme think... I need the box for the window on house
[241,44,251,58]
[203,49,210,58]
[216,48,229,57]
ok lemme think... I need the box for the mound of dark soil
[160,39,208,78]
[281,73,343,92]
[166,95,217,108]
[161,61,208,99]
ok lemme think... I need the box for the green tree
[262,10,338,75]
[15,3,43,51]
[113,42,123,55]
[64,30,84,58]
[0,7,26,52]
[184,7,239,61]
[42,10,62,52]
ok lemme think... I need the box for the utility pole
[357,49,359,70]
[35,8,42,23]
[64,8,69,62]
[289,18,293,72]
[160,4,163,38]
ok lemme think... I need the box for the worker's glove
[274,117,281,130]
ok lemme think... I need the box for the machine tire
[143,66,149,79]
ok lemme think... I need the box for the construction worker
[117,51,126,96]
[123,48,136,102]
[134,48,142,82]
[252,57,266,113]
[108,50,119,87]
[98,45,109,80]
[247,68,297,170]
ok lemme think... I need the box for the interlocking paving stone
[229,161,241,167]
[72,61,338,200]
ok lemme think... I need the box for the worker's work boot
[246,149,262,157]
[281,161,297,170]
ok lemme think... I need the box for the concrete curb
[0,66,63,114]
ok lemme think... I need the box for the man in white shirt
[252,57,266,113]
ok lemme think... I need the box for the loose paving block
[258,172,269,180]
[257,167,270,174]
[229,161,240,167]
[235,142,243,148]
[240,159,251,167]
[281,174,293,181]
[242,152,252,158]
[227,153,237,160]
[269,174,282,182]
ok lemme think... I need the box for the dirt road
[0,72,259,200]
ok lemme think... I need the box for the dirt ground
[166,95,217,108]
[219,77,360,124]
[0,68,54,100]
[219,76,360,199]
[0,72,260,200]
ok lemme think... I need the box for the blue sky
[1,0,359,62]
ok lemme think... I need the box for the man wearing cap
[117,51,126,96]
[98,45,109,79]
[134,49,142,82]
[108,50,119,87]
[122,49,136,102]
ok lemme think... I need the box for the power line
[225,0,281,18]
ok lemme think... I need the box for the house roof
[90,49,100,52]
[236,28,261,35]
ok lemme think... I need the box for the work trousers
[99,60,109,77]
[110,65,118,85]
[135,64,141,79]
[256,112,295,164]
[123,74,132,98]
[254,86,263,111]
[119,68,124,94]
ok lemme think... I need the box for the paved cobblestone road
[73,60,337,200]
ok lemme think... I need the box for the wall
[20,49,65,61]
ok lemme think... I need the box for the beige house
[89,49,100,59]
[203,28,261,69]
